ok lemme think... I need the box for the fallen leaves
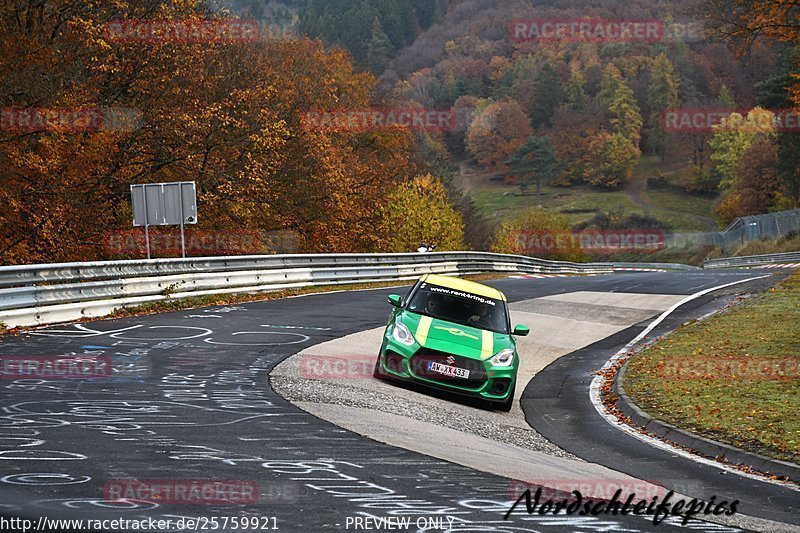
[620,271,800,465]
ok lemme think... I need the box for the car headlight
[490,348,515,367]
[392,321,416,346]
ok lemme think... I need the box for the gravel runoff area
[271,369,576,458]
[270,291,687,461]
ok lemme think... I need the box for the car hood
[399,310,512,361]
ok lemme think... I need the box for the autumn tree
[465,100,532,171]
[709,108,775,190]
[565,69,589,112]
[510,53,538,115]
[595,64,641,187]
[731,138,786,216]
[599,64,643,145]
[488,55,513,97]
[375,175,465,252]
[757,57,800,209]
[596,132,641,189]
[704,0,800,105]
[0,0,416,264]
[718,84,736,108]
[682,84,737,192]
[545,106,601,185]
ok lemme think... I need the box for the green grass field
[623,271,800,464]
[469,183,712,231]
[643,189,717,220]
[461,154,719,233]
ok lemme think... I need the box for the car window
[406,282,508,333]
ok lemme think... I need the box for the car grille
[410,348,487,389]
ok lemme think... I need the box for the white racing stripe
[588,274,800,491]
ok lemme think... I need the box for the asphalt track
[0,270,796,532]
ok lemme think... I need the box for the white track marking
[203,331,310,346]
[754,263,800,269]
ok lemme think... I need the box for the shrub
[491,208,587,262]
[376,174,465,252]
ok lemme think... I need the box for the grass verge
[623,271,800,464]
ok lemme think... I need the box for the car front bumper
[377,337,517,401]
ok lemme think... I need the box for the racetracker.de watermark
[103,229,268,256]
[104,19,260,43]
[103,479,260,504]
[1,107,140,133]
[302,108,456,132]
[657,357,799,381]
[508,18,704,43]
[300,355,375,379]
[0,356,111,379]
[301,353,473,381]
[512,230,665,254]
[661,108,800,133]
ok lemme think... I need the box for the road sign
[130,181,197,258]
[131,182,197,227]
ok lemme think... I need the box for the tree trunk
[536,177,542,207]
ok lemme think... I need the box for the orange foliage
[0,1,414,264]
[465,100,531,172]
[706,0,800,106]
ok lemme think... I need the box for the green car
[373,274,529,411]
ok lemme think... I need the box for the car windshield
[406,282,508,334]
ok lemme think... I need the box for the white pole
[142,186,151,259]
[179,183,186,258]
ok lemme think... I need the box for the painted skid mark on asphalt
[1,473,91,485]
[29,324,143,338]
[262,324,333,331]
[1,315,323,522]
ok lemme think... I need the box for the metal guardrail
[703,251,800,269]
[604,261,699,271]
[0,252,697,328]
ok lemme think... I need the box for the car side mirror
[387,294,402,307]
[512,325,529,336]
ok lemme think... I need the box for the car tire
[493,384,515,412]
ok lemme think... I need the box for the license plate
[428,361,470,379]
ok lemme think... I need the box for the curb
[614,362,800,482]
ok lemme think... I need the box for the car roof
[420,274,507,301]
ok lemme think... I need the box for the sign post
[142,187,151,259]
[130,181,197,258]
